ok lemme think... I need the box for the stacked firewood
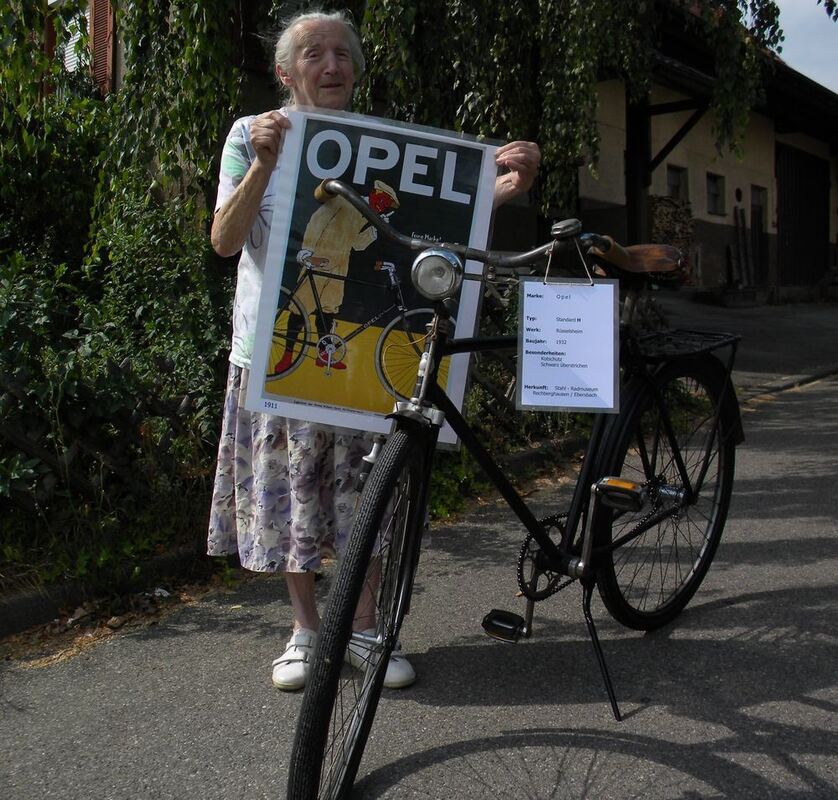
[650,195,694,284]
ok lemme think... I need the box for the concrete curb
[737,364,838,402]
[0,547,206,639]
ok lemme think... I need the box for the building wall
[579,80,626,207]
[578,79,837,294]
[649,87,776,228]
[576,81,629,245]
[652,87,778,288]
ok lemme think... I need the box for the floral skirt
[206,363,374,573]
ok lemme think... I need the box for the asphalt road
[2,340,837,797]
[656,291,838,395]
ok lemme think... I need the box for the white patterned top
[215,109,287,368]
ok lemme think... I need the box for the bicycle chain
[516,514,577,601]
[516,490,676,602]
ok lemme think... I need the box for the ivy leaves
[0,1,238,589]
[352,0,832,214]
[107,0,240,209]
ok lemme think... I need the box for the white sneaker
[271,628,317,691]
[344,629,416,689]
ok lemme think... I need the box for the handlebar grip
[314,179,336,204]
[591,236,632,272]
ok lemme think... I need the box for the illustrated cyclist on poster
[273,180,400,374]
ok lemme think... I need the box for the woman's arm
[211,160,274,257]
[210,111,291,257]
[493,140,541,209]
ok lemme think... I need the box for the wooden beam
[648,99,704,115]
[648,103,709,174]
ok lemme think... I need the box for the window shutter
[90,0,113,94]
[61,8,88,73]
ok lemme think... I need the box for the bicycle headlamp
[411,249,464,301]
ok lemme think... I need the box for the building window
[56,6,90,73]
[706,172,726,216]
[666,165,689,201]
[47,0,113,94]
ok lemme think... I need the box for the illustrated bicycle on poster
[266,181,451,403]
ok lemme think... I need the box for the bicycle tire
[287,426,428,800]
[593,354,736,630]
[266,287,311,379]
[374,308,452,400]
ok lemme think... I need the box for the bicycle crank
[482,516,576,644]
[516,514,576,601]
[316,333,347,373]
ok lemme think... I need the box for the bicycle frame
[407,315,740,581]
[286,258,410,346]
[391,298,739,718]
[306,177,742,722]
[286,180,749,800]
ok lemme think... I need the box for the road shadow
[355,721,838,798]
[350,580,838,797]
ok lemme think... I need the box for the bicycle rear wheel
[266,287,311,379]
[287,427,429,800]
[374,308,452,400]
[593,355,737,630]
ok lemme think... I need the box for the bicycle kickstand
[581,576,622,722]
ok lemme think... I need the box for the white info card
[516,277,619,413]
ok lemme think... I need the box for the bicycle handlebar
[317,179,631,274]
[319,179,557,269]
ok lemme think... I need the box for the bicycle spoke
[596,361,735,628]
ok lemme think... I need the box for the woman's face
[278,20,356,110]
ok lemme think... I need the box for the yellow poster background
[264,316,451,414]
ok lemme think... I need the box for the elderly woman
[207,9,541,693]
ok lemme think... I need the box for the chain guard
[516,514,575,601]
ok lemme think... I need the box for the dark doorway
[776,144,830,287]
[750,185,768,285]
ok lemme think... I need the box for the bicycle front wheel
[593,355,737,630]
[374,308,452,400]
[287,427,429,800]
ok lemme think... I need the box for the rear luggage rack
[637,329,740,362]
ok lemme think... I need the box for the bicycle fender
[653,354,745,446]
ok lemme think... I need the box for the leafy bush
[3,0,810,592]
[0,1,235,594]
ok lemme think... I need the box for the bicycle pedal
[482,609,526,643]
[595,477,647,512]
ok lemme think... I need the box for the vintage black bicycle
[286,180,744,800]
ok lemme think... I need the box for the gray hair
[274,10,365,100]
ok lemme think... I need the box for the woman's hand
[494,140,541,208]
[211,111,291,257]
[250,111,292,169]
